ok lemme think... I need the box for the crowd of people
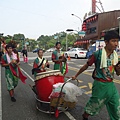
[0,30,120,120]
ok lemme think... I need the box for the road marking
[83,72,92,76]
[67,62,74,64]
[76,65,83,67]
[85,91,92,94]
[0,65,2,120]
[79,85,87,89]
[85,69,94,72]
[28,63,33,66]
[78,80,83,83]
[64,111,76,120]
[88,83,92,89]
[113,79,120,84]
[21,68,34,82]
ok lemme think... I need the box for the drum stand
[34,78,77,118]
[35,95,68,114]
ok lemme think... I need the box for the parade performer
[32,49,49,77]
[52,42,68,76]
[1,44,27,102]
[72,31,120,120]
[21,47,28,63]
[0,49,4,63]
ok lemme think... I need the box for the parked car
[64,48,87,59]
[17,49,22,52]
[46,48,55,52]
[32,48,39,53]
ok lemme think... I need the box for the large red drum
[35,70,64,102]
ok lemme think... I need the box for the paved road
[1,52,120,120]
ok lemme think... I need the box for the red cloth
[87,54,95,66]
[9,64,27,83]
[55,109,59,118]
[95,77,113,82]
[65,63,68,74]
[52,53,56,60]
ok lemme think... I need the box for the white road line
[64,111,76,120]
[85,69,94,72]
[28,63,33,66]
[21,68,34,82]
[76,65,95,68]
[21,65,76,120]
[0,65,2,120]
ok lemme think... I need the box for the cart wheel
[55,109,59,118]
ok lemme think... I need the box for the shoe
[83,117,88,120]
[82,114,88,120]
[11,97,16,102]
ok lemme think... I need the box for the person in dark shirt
[21,47,28,63]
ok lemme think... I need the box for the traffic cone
[68,55,71,60]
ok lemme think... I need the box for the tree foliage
[36,31,77,50]
[1,32,78,51]
[13,34,25,40]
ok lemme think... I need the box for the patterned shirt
[87,50,115,81]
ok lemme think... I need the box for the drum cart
[33,70,76,118]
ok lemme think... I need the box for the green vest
[93,49,114,80]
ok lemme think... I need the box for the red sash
[95,77,113,82]
[9,64,27,83]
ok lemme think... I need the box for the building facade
[75,10,120,49]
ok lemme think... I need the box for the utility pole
[71,14,82,30]
[117,17,120,36]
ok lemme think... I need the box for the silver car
[64,48,87,59]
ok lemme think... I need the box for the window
[90,27,96,33]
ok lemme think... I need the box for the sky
[0,0,120,39]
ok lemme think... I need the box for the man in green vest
[72,30,120,120]
[52,42,68,75]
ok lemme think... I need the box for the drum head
[35,70,63,81]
